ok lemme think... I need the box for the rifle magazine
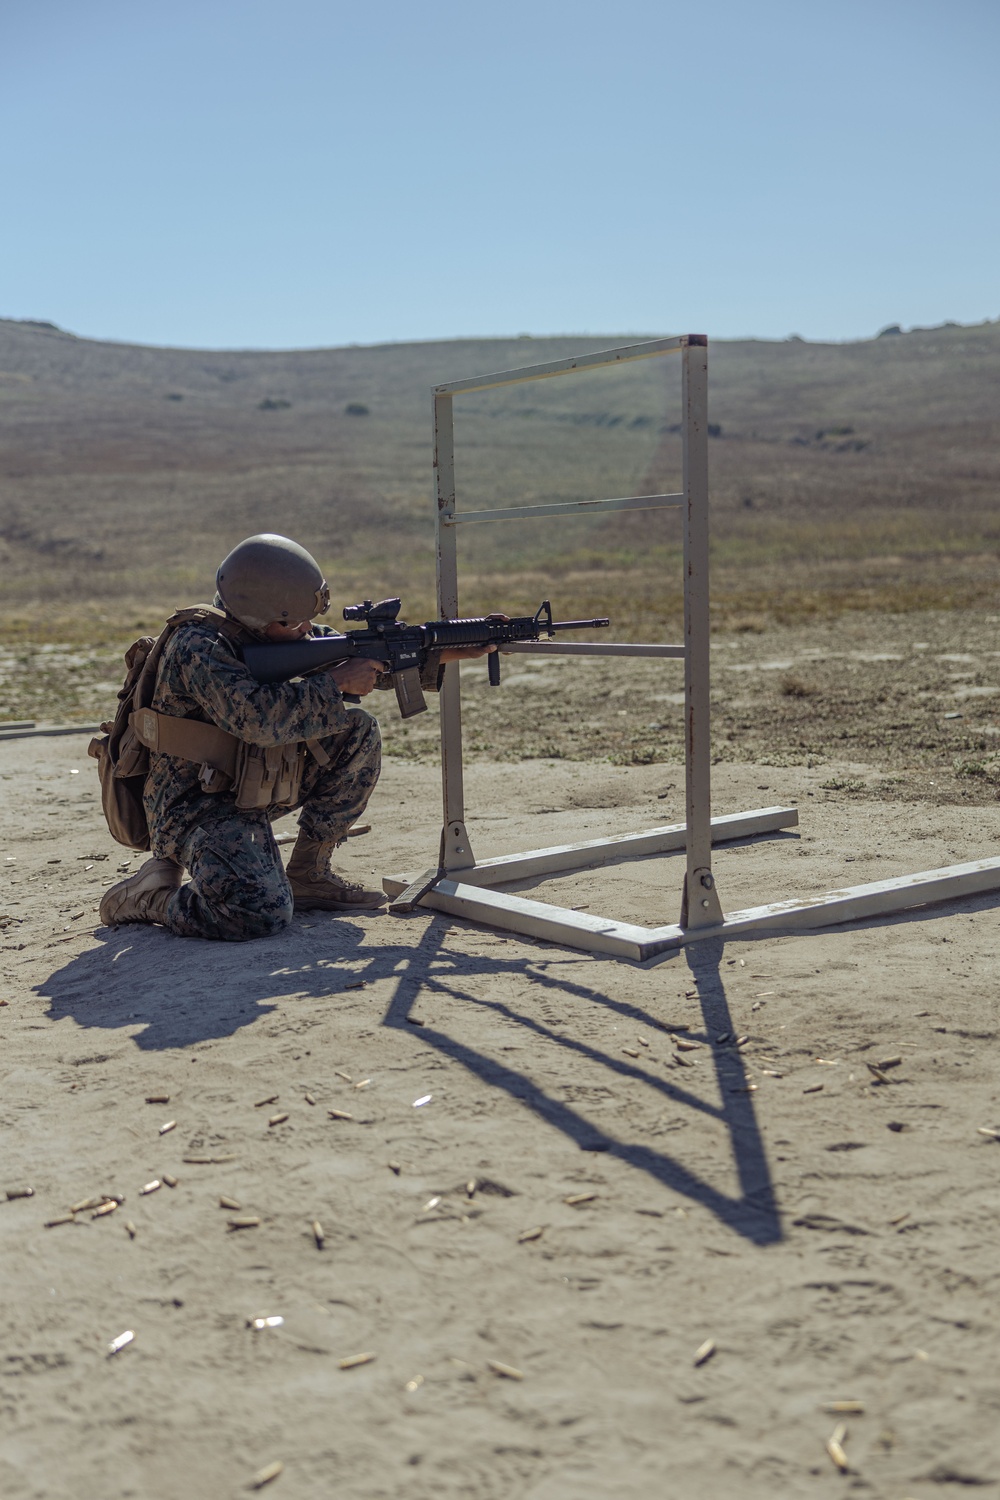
[393,667,427,719]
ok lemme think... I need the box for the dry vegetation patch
[2,318,999,805]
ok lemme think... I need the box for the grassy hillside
[1,317,998,648]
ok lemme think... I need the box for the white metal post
[434,391,476,872]
[680,339,723,928]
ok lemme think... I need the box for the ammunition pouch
[232,740,306,810]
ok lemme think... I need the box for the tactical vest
[89,605,331,850]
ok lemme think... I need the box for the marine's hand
[439,613,510,662]
[330,659,382,696]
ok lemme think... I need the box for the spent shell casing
[182,1153,237,1164]
[487,1360,524,1380]
[45,1214,76,1228]
[228,1216,262,1230]
[976,1126,1000,1139]
[564,1192,597,1206]
[92,1200,118,1218]
[71,1196,105,1213]
[312,1220,324,1249]
[826,1437,849,1473]
[327,1109,353,1122]
[517,1226,544,1243]
[405,1374,424,1392]
[251,1460,284,1489]
[146,1094,170,1104]
[5,1187,34,1199]
[304,1093,316,1106]
[466,1178,477,1197]
[867,1064,891,1084]
[248,1316,284,1330]
[334,1070,353,1083]
[254,1095,279,1108]
[140,1180,161,1195]
[219,1195,242,1210]
[621,1047,640,1058]
[339,1352,376,1369]
[674,1039,701,1052]
[831,1422,848,1445]
[267,1113,289,1126]
[803,1083,824,1094]
[877,1056,902,1069]
[107,1330,134,1356]
[821,1401,864,1414]
[125,1221,137,1239]
[637,1036,650,1047]
[693,1338,716,1367]
[353,1079,371,1090]
[159,1120,176,1135]
[387,1161,401,1174]
[161,1173,178,1188]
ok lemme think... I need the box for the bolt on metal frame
[383,336,1000,960]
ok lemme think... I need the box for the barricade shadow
[380,921,781,1245]
[36,915,781,1245]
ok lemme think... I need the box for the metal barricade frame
[382,336,1000,960]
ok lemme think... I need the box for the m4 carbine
[242,598,610,718]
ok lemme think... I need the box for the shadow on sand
[36,910,781,1246]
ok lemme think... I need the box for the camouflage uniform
[141,620,434,942]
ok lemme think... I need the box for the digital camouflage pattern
[144,620,386,941]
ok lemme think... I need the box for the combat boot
[286,833,386,912]
[100,857,183,928]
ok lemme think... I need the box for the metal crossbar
[382,334,1000,957]
[442,492,682,526]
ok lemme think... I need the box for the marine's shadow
[37,916,781,1246]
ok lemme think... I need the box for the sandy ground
[2,735,1000,1499]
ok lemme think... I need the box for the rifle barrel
[550,617,610,631]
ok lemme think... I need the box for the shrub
[780,675,816,698]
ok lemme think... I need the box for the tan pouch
[233,742,307,810]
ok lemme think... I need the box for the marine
[98,533,488,941]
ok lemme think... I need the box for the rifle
[242,598,611,719]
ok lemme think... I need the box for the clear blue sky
[2,0,997,350]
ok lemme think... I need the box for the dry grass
[2,316,999,800]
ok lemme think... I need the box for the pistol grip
[488,651,501,687]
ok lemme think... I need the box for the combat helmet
[215,534,331,632]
